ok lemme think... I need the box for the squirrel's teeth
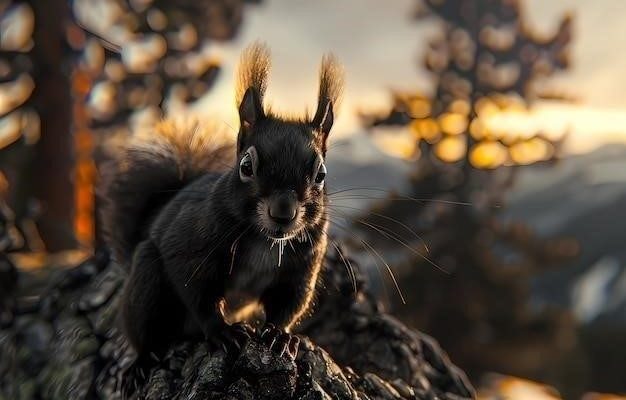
[277,240,285,267]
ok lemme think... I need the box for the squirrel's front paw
[259,323,300,360]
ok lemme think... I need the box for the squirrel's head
[231,42,344,240]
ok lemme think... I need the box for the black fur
[99,44,344,364]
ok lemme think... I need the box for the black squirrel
[99,43,344,366]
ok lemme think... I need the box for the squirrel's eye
[314,163,327,184]
[240,154,254,180]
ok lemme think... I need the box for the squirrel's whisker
[229,226,251,275]
[322,215,394,305]
[329,215,406,305]
[328,193,479,207]
[326,204,430,254]
[329,238,357,295]
[354,217,448,274]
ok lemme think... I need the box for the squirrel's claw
[287,335,300,360]
[259,323,300,361]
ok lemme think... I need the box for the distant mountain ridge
[328,136,626,325]
[503,144,626,325]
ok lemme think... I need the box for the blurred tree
[1,0,260,251]
[0,0,72,252]
[357,0,585,395]
[70,0,259,247]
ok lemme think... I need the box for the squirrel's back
[99,119,235,263]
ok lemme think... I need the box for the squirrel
[99,43,344,368]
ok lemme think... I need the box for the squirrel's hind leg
[121,240,184,358]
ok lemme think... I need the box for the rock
[0,246,474,399]
[0,200,21,328]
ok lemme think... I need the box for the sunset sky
[199,0,626,155]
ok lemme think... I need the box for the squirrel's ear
[238,87,264,152]
[239,87,264,128]
[311,99,334,153]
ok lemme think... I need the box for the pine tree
[358,0,583,393]
[0,0,73,251]
[0,0,259,249]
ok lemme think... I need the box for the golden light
[491,93,526,112]
[411,118,440,143]
[470,141,508,169]
[408,96,431,119]
[509,137,553,165]
[372,128,419,160]
[469,118,489,140]
[449,99,471,115]
[475,97,499,118]
[439,112,468,135]
[478,375,562,400]
[435,136,466,162]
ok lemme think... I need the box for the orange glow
[72,70,92,95]
[76,161,96,187]
[408,99,431,118]
[475,97,499,118]
[72,69,95,247]
[439,112,468,135]
[509,137,553,165]
[75,130,94,153]
[478,375,562,400]
[470,141,508,169]
[75,182,93,214]
[373,129,419,160]
[449,99,471,115]
[469,118,489,140]
[435,136,466,162]
[411,118,440,143]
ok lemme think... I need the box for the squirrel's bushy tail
[99,119,235,263]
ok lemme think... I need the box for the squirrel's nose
[269,191,297,224]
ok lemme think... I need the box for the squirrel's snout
[269,191,298,225]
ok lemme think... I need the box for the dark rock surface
[0,247,474,400]
[0,200,21,328]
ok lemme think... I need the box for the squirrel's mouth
[264,225,301,241]
[266,232,297,240]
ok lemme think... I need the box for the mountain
[500,144,626,325]
[328,135,626,326]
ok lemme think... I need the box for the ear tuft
[235,42,271,107]
[236,42,270,152]
[312,53,344,153]
[316,53,344,114]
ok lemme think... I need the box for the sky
[199,0,626,155]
